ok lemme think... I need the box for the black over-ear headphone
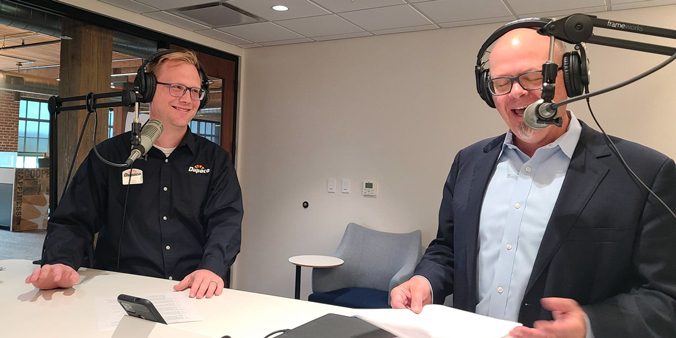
[134,49,210,110]
[475,18,590,108]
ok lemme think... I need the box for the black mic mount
[47,89,141,212]
[532,13,676,122]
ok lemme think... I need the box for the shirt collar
[180,126,197,154]
[502,111,582,159]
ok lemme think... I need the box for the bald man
[391,27,676,338]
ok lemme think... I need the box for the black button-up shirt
[43,130,243,280]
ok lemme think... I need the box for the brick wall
[0,91,19,152]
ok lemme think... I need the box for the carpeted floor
[0,228,45,261]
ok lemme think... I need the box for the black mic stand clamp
[536,36,563,127]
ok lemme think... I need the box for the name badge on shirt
[122,168,143,185]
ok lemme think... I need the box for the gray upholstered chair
[308,222,422,308]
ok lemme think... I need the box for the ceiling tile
[259,38,314,46]
[276,15,364,37]
[219,22,305,42]
[143,11,211,30]
[312,31,373,41]
[505,0,606,16]
[414,0,511,24]
[135,0,215,11]
[439,16,516,29]
[100,0,159,13]
[238,43,263,48]
[371,24,438,35]
[226,0,330,20]
[339,4,432,31]
[520,7,608,19]
[311,0,406,13]
[611,0,676,10]
[195,29,253,45]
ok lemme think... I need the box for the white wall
[233,5,676,299]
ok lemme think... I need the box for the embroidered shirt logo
[188,164,211,174]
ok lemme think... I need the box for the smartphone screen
[117,294,167,324]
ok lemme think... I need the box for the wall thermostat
[362,180,377,196]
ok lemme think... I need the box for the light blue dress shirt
[475,113,581,321]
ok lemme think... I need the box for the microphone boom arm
[533,13,676,114]
[539,14,676,56]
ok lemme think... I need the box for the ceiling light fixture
[272,5,289,11]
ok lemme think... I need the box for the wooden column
[56,18,113,203]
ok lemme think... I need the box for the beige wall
[233,5,676,299]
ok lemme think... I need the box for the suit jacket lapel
[465,135,504,305]
[526,123,611,292]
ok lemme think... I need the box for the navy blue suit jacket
[414,122,676,337]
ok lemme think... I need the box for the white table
[0,259,354,338]
[288,255,344,300]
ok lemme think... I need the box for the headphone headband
[475,18,552,70]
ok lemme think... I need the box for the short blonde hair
[145,49,201,75]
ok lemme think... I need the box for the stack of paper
[354,304,521,338]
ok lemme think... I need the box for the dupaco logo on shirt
[188,164,210,174]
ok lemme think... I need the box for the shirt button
[165,245,171,250]
[497,286,504,294]
[165,159,169,163]
[163,216,167,221]
[163,186,168,192]
[506,244,512,250]
[514,203,521,209]
[168,276,173,280]
[525,166,532,173]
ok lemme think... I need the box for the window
[17,100,50,168]
[189,120,220,145]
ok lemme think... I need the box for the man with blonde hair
[26,49,243,299]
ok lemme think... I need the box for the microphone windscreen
[523,99,548,130]
[139,119,163,155]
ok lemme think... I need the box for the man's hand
[173,269,224,299]
[390,276,433,314]
[509,298,587,338]
[25,264,79,290]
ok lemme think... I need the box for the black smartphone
[117,294,167,324]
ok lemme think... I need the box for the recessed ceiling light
[272,5,288,11]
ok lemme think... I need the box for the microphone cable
[91,108,128,168]
[549,50,676,111]
[116,160,134,272]
[584,90,676,222]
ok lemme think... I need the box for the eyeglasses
[156,81,205,101]
[488,70,545,96]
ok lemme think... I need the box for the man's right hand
[390,275,433,314]
[25,264,79,290]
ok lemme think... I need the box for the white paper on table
[95,292,203,331]
[354,304,521,338]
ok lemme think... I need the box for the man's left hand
[173,269,224,299]
[509,298,587,338]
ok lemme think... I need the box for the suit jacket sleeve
[414,152,460,304]
[583,157,676,337]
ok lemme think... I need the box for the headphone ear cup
[562,51,583,97]
[143,72,157,103]
[198,67,209,110]
[478,69,495,108]
[199,87,209,110]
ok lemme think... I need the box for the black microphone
[125,119,163,167]
[523,99,562,129]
